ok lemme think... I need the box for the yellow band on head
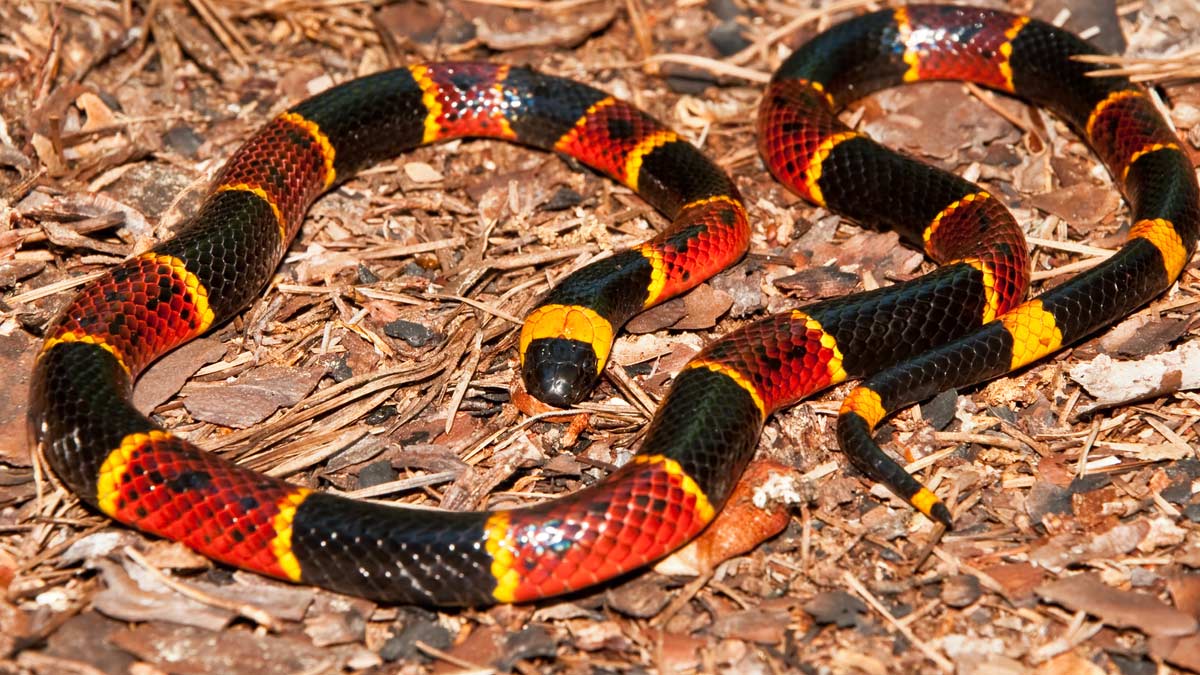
[519,304,614,374]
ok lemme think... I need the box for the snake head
[520,337,599,408]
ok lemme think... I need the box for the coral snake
[29,6,1198,605]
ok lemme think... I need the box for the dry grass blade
[7,271,107,304]
[623,0,654,62]
[644,54,770,83]
[729,0,878,66]
[445,326,483,434]
[1075,49,1200,82]
[185,0,249,64]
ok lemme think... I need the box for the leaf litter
[1,0,1199,672]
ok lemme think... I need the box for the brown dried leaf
[475,3,617,50]
[0,332,37,466]
[569,619,628,652]
[610,332,674,366]
[983,562,1045,605]
[673,284,733,330]
[1036,455,1075,488]
[133,337,226,414]
[110,622,338,675]
[1029,520,1150,572]
[92,559,234,631]
[1034,651,1106,675]
[1071,485,1124,528]
[0,598,31,658]
[182,364,325,428]
[865,82,1016,159]
[658,631,707,672]
[1029,183,1121,229]
[1036,572,1198,637]
[42,612,134,674]
[304,607,365,647]
[626,297,685,334]
[1096,314,1190,358]
[1150,634,1200,672]
[806,230,922,279]
[773,265,860,299]
[377,0,475,48]
[604,573,671,618]
[439,624,503,671]
[711,608,789,644]
[1168,573,1200,620]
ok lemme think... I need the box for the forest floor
[2,0,1200,673]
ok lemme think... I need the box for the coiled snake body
[30,6,1198,604]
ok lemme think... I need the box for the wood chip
[1036,573,1199,637]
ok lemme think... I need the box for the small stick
[124,547,281,631]
[414,640,494,673]
[842,571,954,672]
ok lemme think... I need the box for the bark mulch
[2,0,1200,673]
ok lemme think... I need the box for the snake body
[29,6,1197,604]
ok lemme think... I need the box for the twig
[933,431,1034,453]
[1026,236,1117,257]
[1076,418,1103,478]
[414,640,494,673]
[842,571,954,672]
[445,327,483,435]
[623,0,654,63]
[644,54,770,83]
[8,271,107,305]
[728,0,877,66]
[343,471,460,499]
[963,82,1041,143]
[431,293,522,325]
[652,570,714,627]
[124,546,281,631]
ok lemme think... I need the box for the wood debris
[1,0,1198,672]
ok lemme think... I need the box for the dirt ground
[2,0,1200,673]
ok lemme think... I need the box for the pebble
[708,20,750,56]
[357,460,397,490]
[383,319,436,347]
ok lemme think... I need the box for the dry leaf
[1036,573,1198,637]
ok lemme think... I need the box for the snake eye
[521,337,599,408]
